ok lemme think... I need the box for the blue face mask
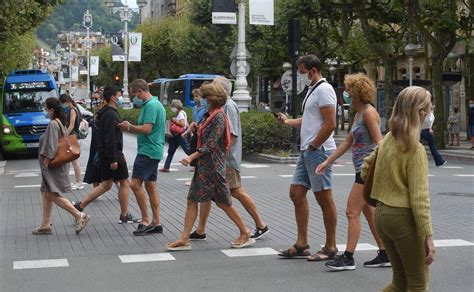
[44,109,50,119]
[343,91,351,104]
[200,98,208,110]
[117,96,123,108]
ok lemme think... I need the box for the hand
[181,132,187,138]
[315,160,329,175]
[424,236,435,265]
[171,117,177,123]
[43,158,50,168]
[180,156,192,166]
[276,112,288,125]
[429,128,433,134]
[110,162,118,170]
[117,121,129,131]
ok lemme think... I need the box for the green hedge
[117,108,292,154]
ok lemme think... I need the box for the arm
[364,107,383,144]
[172,112,186,127]
[277,113,302,128]
[67,108,76,134]
[310,106,336,149]
[316,132,353,175]
[40,121,60,166]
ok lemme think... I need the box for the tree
[404,0,460,148]
[0,32,37,78]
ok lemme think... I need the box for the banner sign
[128,32,142,62]
[90,56,99,76]
[212,0,236,24]
[250,0,274,25]
[111,33,125,62]
[78,56,88,75]
[61,64,70,79]
[71,65,79,82]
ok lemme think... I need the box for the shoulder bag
[50,120,81,168]
[363,147,379,207]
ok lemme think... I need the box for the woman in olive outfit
[361,86,435,291]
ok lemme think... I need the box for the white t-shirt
[176,110,188,129]
[422,112,434,129]
[300,79,337,151]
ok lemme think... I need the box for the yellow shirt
[361,132,433,237]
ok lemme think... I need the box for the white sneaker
[71,182,84,190]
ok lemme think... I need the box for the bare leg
[290,184,310,249]
[363,204,385,250]
[179,200,198,241]
[40,192,54,228]
[131,178,149,225]
[455,133,460,146]
[195,201,212,234]
[345,183,365,253]
[117,179,130,216]
[46,192,82,220]
[216,202,251,245]
[71,159,81,184]
[231,187,266,229]
[450,134,454,145]
[145,181,160,225]
[80,180,113,209]
[314,189,337,250]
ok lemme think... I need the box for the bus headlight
[2,126,12,134]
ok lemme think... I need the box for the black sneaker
[251,226,269,239]
[325,254,356,271]
[189,230,206,241]
[364,250,391,267]
[118,213,141,224]
[133,224,163,236]
[72,201,83,212]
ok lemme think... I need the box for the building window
[399,68,407,80]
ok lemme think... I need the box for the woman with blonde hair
[316,73,388,269]
[166,83,255,251]
[361,86,435,291]
[160,99,190,172]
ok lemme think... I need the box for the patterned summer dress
[188,112,232,205]
[351,105,378,173]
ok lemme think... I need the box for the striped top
[361,132,433,237]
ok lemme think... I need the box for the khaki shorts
[225,167,242,189]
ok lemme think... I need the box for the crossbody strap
[302,79,326,113]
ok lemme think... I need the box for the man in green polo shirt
[118,79,166,236]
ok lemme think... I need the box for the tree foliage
[0,32,37,79]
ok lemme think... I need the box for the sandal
[307,246,338,261]
[165,241,191,251]
[32,226,53,235]
[278,244,311,258]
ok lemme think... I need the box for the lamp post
[83,10,93,105]
[404,43,417,87]
[66,32,75,92]
[329,65,339,134]
[282,62,292,113]
[232,0,252,112]
[105,0,148,109]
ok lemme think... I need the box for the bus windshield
[3,90,58,114]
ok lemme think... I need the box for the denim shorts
[132,154,160,182]
[291,148,333,192]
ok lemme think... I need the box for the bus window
[3,90,57,113]
[164,80,186,105]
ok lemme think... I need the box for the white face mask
[171,107,178,113]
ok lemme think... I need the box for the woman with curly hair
[316,73,389,270]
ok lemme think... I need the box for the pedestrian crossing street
[11,239,474,270]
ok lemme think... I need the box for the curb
[244,153,299,164]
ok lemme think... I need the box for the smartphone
[271,111,279,118]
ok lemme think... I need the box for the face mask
[117,96,123,108]
[343,91,351,104]
[200,98,208,109]
[470,103,474,109]
[44,109,50,119]
[171,107,178,113]
[62,105,69,111]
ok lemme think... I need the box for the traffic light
[114,74,121,85]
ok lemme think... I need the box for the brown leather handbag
[49,121,80,168]
[363,147,379,207]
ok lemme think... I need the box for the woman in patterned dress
[166,83,255,251]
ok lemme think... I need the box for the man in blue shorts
[118,79,166,236]
[277,55,338,261]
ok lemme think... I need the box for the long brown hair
[59,93,77,107]
[389,86,431,152]
[45,97,67,126]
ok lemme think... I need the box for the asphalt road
[0,133,473,291]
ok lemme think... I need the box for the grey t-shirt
[224,97,242,172]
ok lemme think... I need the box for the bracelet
[127,124,131,132]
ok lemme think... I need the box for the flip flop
[165,242,191,251]
[32,226,53,235]
[231,238,256,249]
[307,246,338,262]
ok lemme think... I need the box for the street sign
[281,70,309,94]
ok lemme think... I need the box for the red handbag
[170,122,184,135]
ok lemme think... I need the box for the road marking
[0,161,5,174]
[428,175,435,177]
[434,239,474,247]
[279,175,293,178]
[440,166,464,169]
[241,163,269,169]
[119,253,176,263]
[288,164,296,167]
[453,174,474,177]
[241,176,257,179]
[326,243,378,251]
[332,164,345,167]
[69,171,86,175]
[221,247,279,257]
[14,185,41,189]
[333,173,354,176]
[13,259,69,270]
[14,173,39,178]
[176,178,192,181]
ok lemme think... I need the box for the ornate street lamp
[83,10,93,103]
[105,0,148,109]
[404,43,417,86]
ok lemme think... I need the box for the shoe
[133,224,163,236]
[189,230,206,241]
[230,238,256,249]
[75,212,90,234]
[437,161,447,167]
[251,226,269,240]
[118,213,141,224]
[326,254,356,271]
[159,168,170,173]
[71,182,84,190]
[72,201,83,212]
[364,250,391,267]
